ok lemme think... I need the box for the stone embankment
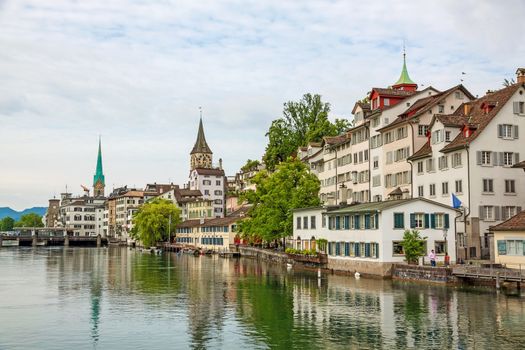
[392,264,457,284]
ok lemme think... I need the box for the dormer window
[438,105,445,113]
[384,98,390,106]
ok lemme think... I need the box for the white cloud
[1,0,524,209]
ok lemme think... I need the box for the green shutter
[375,214,379,229]
[498,240,507,255]
[355,215,360,229]
[345,242,350,256]
[430,214,436,229]
[365,214,371,229]
[444,214,450,229]
[336,216,341,230]
[355,243,360,256]
[424,214,430,228]
[410,213,416,228]
[375,243,379,258]
[365,243,371,257]
[344,215,350,229]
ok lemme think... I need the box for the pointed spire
[394,48,416,87]
[191,111,213,155]
[93,136,105,187]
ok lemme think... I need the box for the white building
[292,198,458,277]
[410,77,525,260]
[59,193,105,237]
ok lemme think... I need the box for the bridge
[452,265,525,289]
[1,227,107,247]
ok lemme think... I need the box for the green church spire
[394,50,416,86]
[93,137,105,187]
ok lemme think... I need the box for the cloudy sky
[1,0,524,210]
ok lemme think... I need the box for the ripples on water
[1,247,525,349]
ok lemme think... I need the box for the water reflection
[1,247,525,349]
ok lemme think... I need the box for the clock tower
[190,118,213,170]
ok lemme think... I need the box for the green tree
[16,213,44,228]
[0,216,15,231]
[401,229,427,264]
[263,93,350,170]
[241,159,261,172]
[131,198,181,248]
[239,158,320,243]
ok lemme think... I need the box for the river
[0,247,524,349]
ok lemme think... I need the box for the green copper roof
[394,54,416,86]
[93,137,105,186]
[191,118,213,155]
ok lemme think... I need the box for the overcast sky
[1,0,524,210]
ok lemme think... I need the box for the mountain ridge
[0,207,47,221]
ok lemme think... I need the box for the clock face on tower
[192,153,212,169]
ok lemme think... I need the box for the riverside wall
[392,264,458,284]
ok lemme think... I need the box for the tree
[263,93,351,170]
[16,213,44,228]
[241,159,261,173]
[401,229,427,264]
[131,198,181,248]
[0,216,15,231]
[239,158,320,243]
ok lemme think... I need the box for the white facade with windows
[189,168,226,218]
[59,195,106,237]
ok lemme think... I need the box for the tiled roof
[177,219,204,228]
[491,210,525,231]
[326,197,457,215]
[371,88,416,97]
[201,206,250,227]
[324,134,348,145]
[441,84,523,153]
[435,114,468,127]
[512,160,525,169]
[351,101,371,114]
[194,168,225,176]
[408,140,432,160]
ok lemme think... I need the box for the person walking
[429,249,436,267]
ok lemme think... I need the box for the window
[455,91,463,99]
[484,206,494,221]
[373,156,379,169]
[426,158,435,172]
[455,180,463,193]
[303,216,308,229]
[310,216,316,229]
[296,217,301,229]
[216,180,221,185]
[500,124,514,139]
[418,185,424,197]
[418,125,429,136]
[393,241,404,255]
[432,130,443,144]
[429,184,436,196]
[481,151,491,165]
[204,190,210,195]
[482,179,494,193]
[394,213,404,229]
[396,127,407,140]
[451,153,462,167]
[371,118,380,128]
[203,180,212,185]
[513,101,525,115]
[505,179,516,193]
[500,240,525,256]
[434,241,446,255]
[503,206,517,220]
[384,98,390,106]
[417,161,424,174]
[384,132,393,144]
[438,105,445,113]
[414,213,425,228]
[386,152,393,164]
[503,152,514,166]
[445,131,451,142]
[372,175,381,187]
[438,156,448,170]
[435,213,445,229]
[214,190,223,195]
[442,182,449,195]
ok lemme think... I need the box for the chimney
[517,68,525,84]
[219,158,223,170]
[463,103,472,116]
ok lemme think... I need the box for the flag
[452,193,462,209]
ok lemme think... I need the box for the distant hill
[0,207,47,221]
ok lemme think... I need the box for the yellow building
[492,210,525,267]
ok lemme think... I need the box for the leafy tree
[401,229,427,264]
[241,159,261,173]
[0,217,15,231]
[131,198,181,248]
[16,213,44,228]
[239,158,320,243]
[263,93,350,170]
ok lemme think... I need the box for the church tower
[93,137,105,197]
[190,117,213,170]
[392,49,418,91]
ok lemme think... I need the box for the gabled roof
[323,134,348,146]
[193,168,225,176]
[326,198,458,215]
[377,84,473,132]
[491,210,525,231]
[351,101,371,115]
[201,206,250,227]
[191,118,213,155]
[441,84,523,153]
[408,140,432,161]
[434,114,468,128]
[512,160,525,169]
[370,88,416,98]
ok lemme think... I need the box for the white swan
[354,271,361,279]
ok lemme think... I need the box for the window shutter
[365,243,370,257]
[492,152,498,166]
[514,125,519,139]
[375,214,379,229]
[430,214,436,229]
[424,214,430,228]
[479,206,485,220]
[501,206,507,220]
[515,153,520,164]
[364,214,370,229]
[498,124,503,138]
[444,214,450,228]
[375,243,379,258]
[498,240,507,255]
[514,102,520,114]
[499,152,504,166]
[355,215,360,229]
[477,151,482,165]
[410,213,416,228]
[355,243,359,257]
[518,206,523,213]
[495,206,501,221]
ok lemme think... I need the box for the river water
[0,247,524,349]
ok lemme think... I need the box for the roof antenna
[199,106,202,120]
